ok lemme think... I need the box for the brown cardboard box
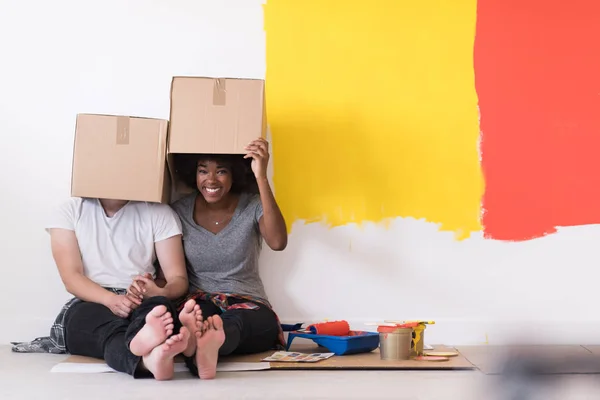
[71,114,171,203]
[167,77,266,195]
[168,77,266,155]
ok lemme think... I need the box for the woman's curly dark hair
[173,153,258,194]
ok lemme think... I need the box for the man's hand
[104,293,141,318]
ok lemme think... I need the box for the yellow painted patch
[264,0,483,239]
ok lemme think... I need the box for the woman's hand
[244,138,270,180]
[129,274,163,299]
[126,273,150,303]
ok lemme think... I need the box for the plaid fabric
[180,290,286,350]
[11,288,127,354]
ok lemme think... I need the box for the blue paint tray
[281,323,304,332]
[286,330,380,356]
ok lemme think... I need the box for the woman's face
[196,159,233,203]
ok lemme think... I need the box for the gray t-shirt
[171,192,269,304]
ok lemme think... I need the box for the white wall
[1,0,599,346]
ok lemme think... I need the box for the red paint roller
[307,320,350,336]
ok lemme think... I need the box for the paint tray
[286,330,380,356]
[281,323,304,332]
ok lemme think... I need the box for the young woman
[169,137,288,379]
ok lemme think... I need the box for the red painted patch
[476,0,600,241]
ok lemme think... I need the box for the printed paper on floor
[262,351,334,363]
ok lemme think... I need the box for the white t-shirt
[47,197,182,290]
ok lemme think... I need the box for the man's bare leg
[140,327,190,381]
[195,315,225,379]
[179,299,203,357]
[129,305,174,356]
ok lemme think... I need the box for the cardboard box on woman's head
[167,76,266,199]
[71,114,171,203]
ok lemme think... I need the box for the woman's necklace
[197,194,238,226]
[213,214,231,225]
[210,199,236,225]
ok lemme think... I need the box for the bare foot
[129,305,174,356]
[195,315,225,379]
[179,299,203,357]
[142,327,190,381]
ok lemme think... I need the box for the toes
[167,335,179,344]
[172,328,188,342]
[149,305,168,318]
[183,299,196,312]
[205,316,218,330]
[211,315,224,330]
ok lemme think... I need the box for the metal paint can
[378,327,413,360]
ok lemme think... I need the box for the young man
[13,197,201,380]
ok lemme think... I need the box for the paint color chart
[264,0,600,242]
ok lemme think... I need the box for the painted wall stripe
[265,1,483,239]
[477,0,600,241]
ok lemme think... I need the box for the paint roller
[306,320,351,336]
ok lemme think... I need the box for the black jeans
[64,296,181,378]
[185,298,279,376]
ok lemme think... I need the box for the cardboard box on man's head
[71,114,171,203]
[167,77,266,195]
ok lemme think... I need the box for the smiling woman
[168,139,288,380]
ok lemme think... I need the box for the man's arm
[50,228,139,317]
[134,235,188,300]
[154,266,167,288]
[155,234,188,299]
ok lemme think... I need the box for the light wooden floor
[2,346,599,400]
